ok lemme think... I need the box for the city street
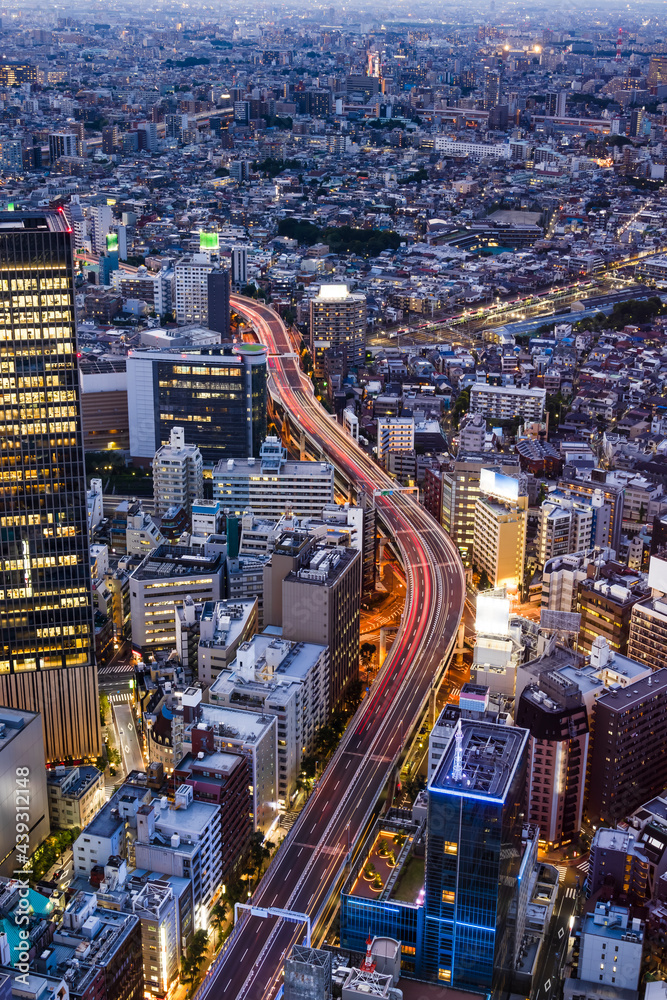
[111,696,144,774]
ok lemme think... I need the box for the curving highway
[194,297,465,1000]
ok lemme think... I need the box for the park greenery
[277,218,402,257]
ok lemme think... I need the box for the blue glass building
[423,720,528,993]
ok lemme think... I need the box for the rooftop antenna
[452,717,464,783]
[360,933,376,973]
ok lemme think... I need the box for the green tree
[182,928,209,985]
[99,693,110,727]
[209,900,228,948]
[478,570,491,591]
[360,642,377,660]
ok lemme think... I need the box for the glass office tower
[0,211,101,761]
[127,344,268,464]
[423,720,528,993]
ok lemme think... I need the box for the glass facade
[340,894,424,977]
[424,725,528,993]
[154,346,267,463]
[0,211,100,761]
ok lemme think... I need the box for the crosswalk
[555,864,568,883]
[576,859,590,873]
[109,692,133,704]
[99,662,133,675]
[564,886,577,899]
[447,686,461,702]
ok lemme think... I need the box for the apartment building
[152,426,203,517]
[469,383,546,421]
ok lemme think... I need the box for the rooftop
[429,720,528,802]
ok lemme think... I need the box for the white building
[469,383,546,421]
[131,879,180,997]
[578,902,643,992]
[181,692,277,834]
[434,137,509,159]
[153,427,203,517]
[309,284,367,373]
[376,417,415,465]
[174,254,215,325]
[541,549,615,613]
[134,785,222,931]
[126,509,164,556]
[191,500,224,539]
[87,478,104,533]
[47,765,105,831]
[231,246,247,289]
[213,436,334,518]
[198,598,258,685]
[537,496,601,569]
[209,632,328,805]
[73,782,150,876]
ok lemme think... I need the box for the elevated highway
[194,297,465,999]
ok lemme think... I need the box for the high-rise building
[648,55,667,87]
[629,593,667,672]
[153,426,203,517]
[174,254,215,325]
[0,211,100,762]
[630,106,645,138]
[515,680,589,846]
[127,344,267,465]
[309,284,366,375]
[441,454,521,564]
[483,67,502,109]
[49,132,77,162]
[473,472,527,594]
[577,574,646,656]
[587,664,667,826]
[231,246,247,290]
[207,267,231,339]
[274,533,361,710]
[376,416,415,466]
[0,706,49,874]
[424,719,529,992]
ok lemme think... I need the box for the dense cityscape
[3,1,667,999]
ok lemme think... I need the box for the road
[190,298,465,1000]
[112,699,144,774]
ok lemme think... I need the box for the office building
[152,427,203,518]
[648,55,667,87]
[309,284,366,375]
[173,749,251,881]
[423,720,529,992]
[127,344,267,464]
[134,785,222,930]
[174,254,217,326]
[483,67,502,109]
[577,575,646,656]
[469,383,545,421]
[541,549,615,614]
[441,454,521,564]
[537,493,610,569]
[376,417,415,467]
[428,687,511,781]
[197,598,258,686]
[231,247,247,289]
[131,879,180,998]
[515,681,588,845]
[87,204,113,254]
[457,412,486,455]
[129,546,224,655]
[0,707,49,874]
[73,781,151,876]
[209,633,328,804]
[0,139,23,173]
[587,826,656,906]
[0,211,100,762]
[213,437,334,518]
[577,902,644,993]
[46,764,105,831]
[49,131,77,162]
[78,356,129,452]
[180,690,277,834]
[207,267,231,339]
[109,265,174,317]
[473,487,527,594]
[587,666,667,826]
[629,593,667,672]
[557,471,625,552]
[278,542,361,711]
